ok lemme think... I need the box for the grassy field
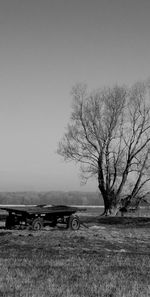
[0,212,150,297]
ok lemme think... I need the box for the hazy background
[0,0,150,192]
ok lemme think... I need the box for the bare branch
[58,80,150,215]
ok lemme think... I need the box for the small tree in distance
[57,80,150,215]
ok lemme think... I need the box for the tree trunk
[98,166,121,216]
[99,187,121,216]
[102,200,120,216]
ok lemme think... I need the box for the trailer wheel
[67,215,80,230]
[32,218,43,231]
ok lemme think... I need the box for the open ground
[0,209,150,297]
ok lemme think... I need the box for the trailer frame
[0,205,86,231]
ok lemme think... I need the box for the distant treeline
[0,191,103,206]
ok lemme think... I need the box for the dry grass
[0,214,150,297]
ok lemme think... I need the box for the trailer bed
[0,205,86,231]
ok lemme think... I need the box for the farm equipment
[0,205,86,231]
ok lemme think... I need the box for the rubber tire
[67,215,80,230]
[32,218,43,231]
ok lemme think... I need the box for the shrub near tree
[57,81,150,215]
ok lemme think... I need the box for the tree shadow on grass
[89,216,150,228]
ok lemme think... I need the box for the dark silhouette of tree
[57,81,150,215]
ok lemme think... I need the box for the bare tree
[57,81,150,215]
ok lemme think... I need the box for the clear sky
[0,0,150,191]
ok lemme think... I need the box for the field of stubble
[0,210,150,297]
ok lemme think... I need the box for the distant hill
[0,191,149,207]
[0,191,103,206]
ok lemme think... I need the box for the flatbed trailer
[0,205,86,231]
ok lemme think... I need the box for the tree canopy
[57,80,150,215]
